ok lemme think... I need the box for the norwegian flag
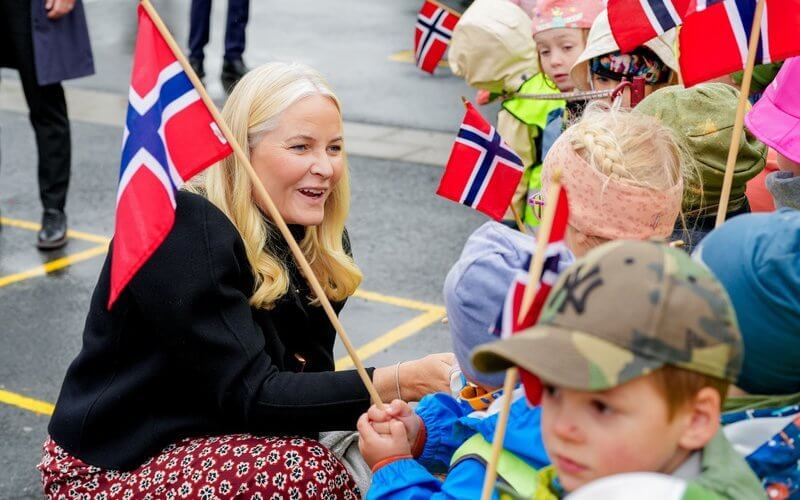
[109,5,232,308]
[414,0,460,74]
[680,0,800,86]
[436,101,524,220]
[491,186,570,405]
[607,0,692,53]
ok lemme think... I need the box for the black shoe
[189,57,205,80]
[37,209,67,250]
[221,58,248,93]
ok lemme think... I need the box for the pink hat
[745,57,800,164]
[532,0,603,35]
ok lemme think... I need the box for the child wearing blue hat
[696,209,800,498]
[357,221,573,499]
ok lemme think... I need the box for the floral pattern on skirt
[38,434,360,499]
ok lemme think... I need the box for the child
[695,210,800,498]
[637,83,767,251]
[570,9,678,108]
[472,240,765,499]
[745,56,800,211]
[529,0,603,164]
[449,0,565,228]
[358,106,688,498]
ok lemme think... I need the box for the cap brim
[746,94,800,164]
[472,325,665,391]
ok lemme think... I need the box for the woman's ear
[677,387,721,451]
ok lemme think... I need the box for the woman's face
[250,94,344,226]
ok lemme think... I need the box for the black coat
[48,191,374,471]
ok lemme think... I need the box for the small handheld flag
[109,5,233,308]
[492,186,569,404]
[414,0,460,74]
[436,100,525,220]
[607,0,691,53]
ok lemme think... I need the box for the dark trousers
[188,0,250,63]
[0,0,71,211]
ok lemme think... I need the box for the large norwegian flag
[607,0,692,53]
[491,187,570,405]
[436,101,524,220]
[414,0,460,74]
[680,0,800,86]
[109,5,232,308]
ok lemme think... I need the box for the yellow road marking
[0,389,54,416]
[0,244,108,288]
[388,49,450,68]
[353,289,441,312]
[0,217,110,244]
[336,306,446,370]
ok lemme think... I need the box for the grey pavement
[0,0,495,497]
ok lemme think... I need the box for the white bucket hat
[569,10,679,90]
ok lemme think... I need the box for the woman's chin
[284,210,325,227]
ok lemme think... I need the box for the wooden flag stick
[429,0,461,18]
[139,0,384,409]
[715,0,766,228]
[509,203,526,233]
[481,169,563,500]
[518,170,562,323]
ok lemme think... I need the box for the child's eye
[543,384,559,397]
[539,49,551,56]
[591,400,613,415]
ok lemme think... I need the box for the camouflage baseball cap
[472,241,743,391]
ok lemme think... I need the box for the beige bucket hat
[569,10,679,90]
[448,0,538,94]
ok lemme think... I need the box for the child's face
[540,375,691,492]
[534,28,585,92]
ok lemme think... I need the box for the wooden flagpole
[429,0,461,18]
[139,0,384,409]
[480,170,563,500]
[715,0,766,228]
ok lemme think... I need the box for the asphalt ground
[0,0,496,496]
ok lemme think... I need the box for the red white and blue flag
[109,5,232,308]
[607,0,692,53]
[414,0,460,74]
[491,186,570,405]
[436,101,524,220]
[680,0,800,86]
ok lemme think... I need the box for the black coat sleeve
[129,194,374,433]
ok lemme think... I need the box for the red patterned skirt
[38,434,360,499]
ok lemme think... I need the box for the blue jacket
[367,389,549,499]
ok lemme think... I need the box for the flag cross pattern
[415,7,454,69]
[456,124,524,208]
[119,62,198,208]
[640,0,683,34]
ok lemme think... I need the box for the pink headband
[542,136,683,240]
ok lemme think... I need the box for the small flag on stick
[414,0,460,74]
[436,100,525,220]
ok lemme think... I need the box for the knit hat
[474,240,742,390]
[637,83,767,214]
[448,0,537,94]
[444,221,572,389]
[695,209,800,395]
[569,10,678,91]
[531,0,603,35]
[745,57,800,164]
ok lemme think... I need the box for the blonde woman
[40,62,454,499]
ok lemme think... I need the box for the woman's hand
[400,353,456,401]
[357,412,410,469]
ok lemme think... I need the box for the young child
[570,9,678,108]
[529,0,603,164]
[745,56,800,211]
[695,210,800,498]
[449,0,565,228]
[357,106,688,498]
[636,83,767,251]
[472,240,765,499]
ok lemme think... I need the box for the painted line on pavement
[388,49,450,69]
[0,245,109,289]
[0,389,54,416]
[0,217,111,244]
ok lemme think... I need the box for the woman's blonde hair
[563,101,696,248]
[188,62,362,309]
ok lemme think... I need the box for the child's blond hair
[561,102,695,247]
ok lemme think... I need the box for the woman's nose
[310,151,334,178]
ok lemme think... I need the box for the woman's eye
[328,144,342,153]
[290,144,309,152]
